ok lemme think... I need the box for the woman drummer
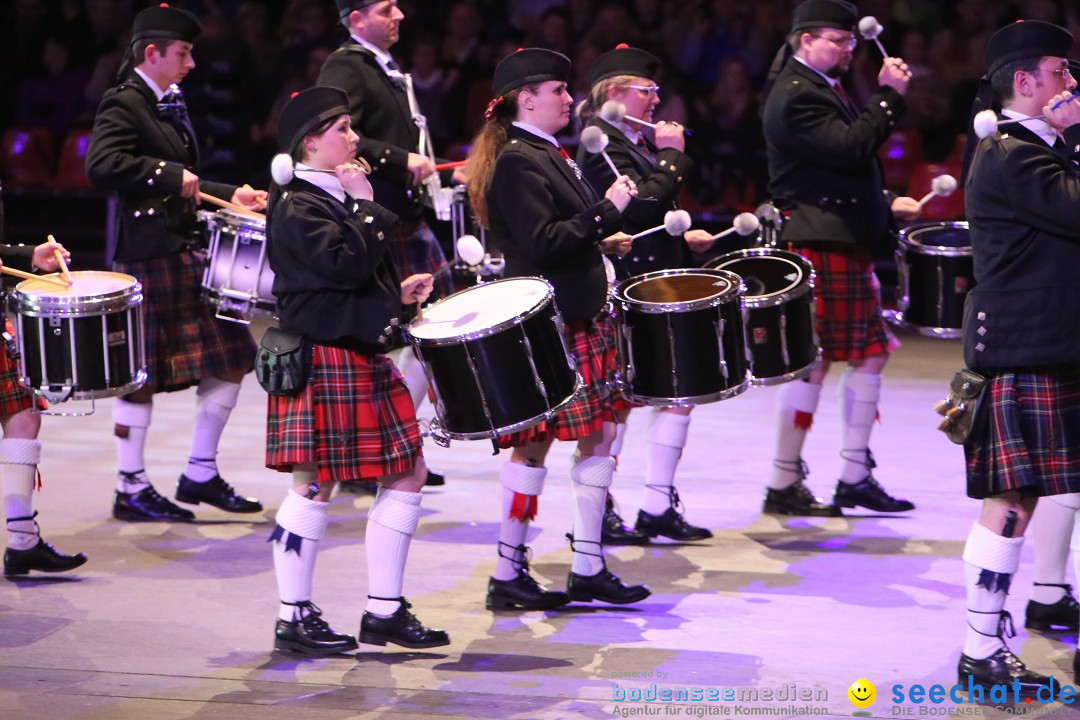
[575,44,715,545]
[466,48,650,611]
[264,87,445,655]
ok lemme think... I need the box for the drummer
[264,87,445,654]
[0,235,87,576]
[466,48,650,610]
[575,44,716,545]
[85,4,266,522]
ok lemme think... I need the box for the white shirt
[294,163,347,204]
[1001,108,1059,148]
[351,34,398,76]
[512,121,561,149]
[794,55,842,90]
[134,67,168,101]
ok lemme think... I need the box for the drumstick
[198,192,264,217]
[47,235,74,285]
[915,174,959,209]
[1,267,69,288]
[434,160,467,171]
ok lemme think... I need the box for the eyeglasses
[1046,67,1073,79]
[811,34,858,50]
[625,84,660,97]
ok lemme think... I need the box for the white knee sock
[962,522,1024,660]
[1,439,41,550]
[570,455,614,576]
[1031,494,1080,604]
[272,483,329,621]
[114,399,152,492]
[770,380,822,490]
[609,421,628,461]
[186,378,241,482]
[1070,510,1080,628]
[644,410,691,515]
[838,370,882,484]
[396,346,430,411]
[494,462,547,581]
[365,487,422,617]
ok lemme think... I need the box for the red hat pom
[615,43,629,49]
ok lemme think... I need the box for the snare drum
[200,209,274,323]
[10,271,146,403]
[406,277,581,440]
[894,222,974,338]
[706,249,820,385]
[612,269,750,406]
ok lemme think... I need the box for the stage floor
[2,326,1074,719]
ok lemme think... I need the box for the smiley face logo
[848,679,875,708]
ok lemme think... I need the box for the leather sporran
[256,327,313,397]
[934,368,988,444]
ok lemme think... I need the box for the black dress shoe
[425,470,446,487]
[958,647,1058,699]
[487,569,570,610]
[359,598,450,649]
[113,486,195,522]
[834,476,915,513]
[4,538,87,575]
[275,602,358,656]
[567,568,651,605]
[602,495,649,546]
[1025,584,1080,632]
[176,474,263,513]
[762,480,841,517]
[635,507,713,542]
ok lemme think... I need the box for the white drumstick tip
[664,210,692,236]
[931,174,958,197]
[271,153,295,185]
[973,109,999,140]
[858,16,883,39]
[456,234,485,266]
[600,100,627,124]
[580,126,610,154]
[733,212,760,236]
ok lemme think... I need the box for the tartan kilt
[498,316,618,448]
[114,251,255,393]
[965,366,1080,499]
[266,344,422,482]
[0,340,33,417]
[789,243,899,361]
[388,219,453,301]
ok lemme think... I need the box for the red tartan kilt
[266,344,422,482]
[114,251,256,393]
[0,342,33,417]
[789,243,899,361]
[498,317,617,448]
[965,366,1080,499]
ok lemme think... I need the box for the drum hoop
[613,269,743,314]
[434,373,583,440]
[706,249,816,307]
[751,352,822,386]
[407,276,555,345]
[10,274,143,317]
[205,208,267,231]
[619,373,752,407]
[898,222,972,257]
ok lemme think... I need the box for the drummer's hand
[32,240,70,272]
[684,228,715,253]
[233,184,268,211]
[891,195,922,221]
[181,169,200,199]
[401,273,434,305]
[599,232,632,256]
[407,153,436,185]
[605,175,638,213]
[336,163,374,200]
[452,164,469,185]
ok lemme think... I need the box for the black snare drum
[706,249,820,385]
[613,269,750,406]
[10,271,146,404]
[406,277,580,441]
[894,222,974,338]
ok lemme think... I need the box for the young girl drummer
[466,48,650,611]
[264,87,444,655]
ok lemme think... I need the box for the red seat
[52,128,94,189]
[878,129,923,193]
[946,133,968,165]
[907,162,965,221]
[0,126,54,187]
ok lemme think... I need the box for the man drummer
[318,0,452,487]
[86,4,266,522]
[760,0,920,516]
[0,215,87,574]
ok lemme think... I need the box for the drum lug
[426,417,451,449]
